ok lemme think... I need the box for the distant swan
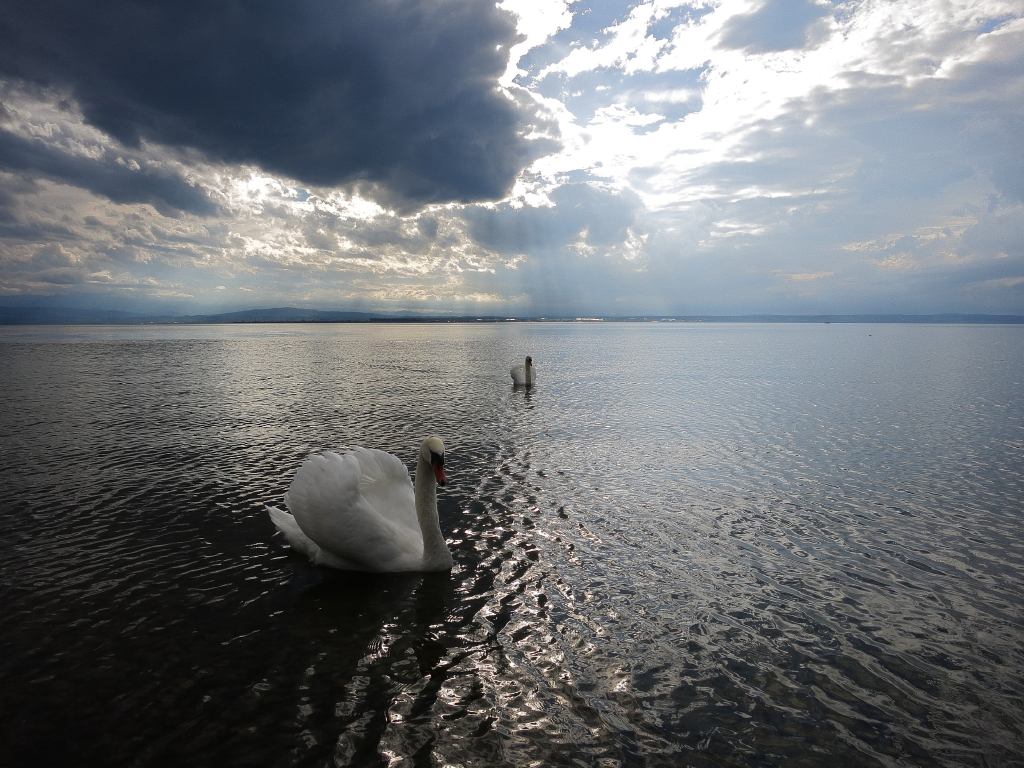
[266,437,452,572]
[510,355,535,387]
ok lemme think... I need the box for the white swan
[266,437,452,572]
[510,355,535,387]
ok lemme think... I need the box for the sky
[1,0,1022,317]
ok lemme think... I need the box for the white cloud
[498,0,574,86]
[873,254,919,271]
[985,276,1024,288]
[778,271,835,281]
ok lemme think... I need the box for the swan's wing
[267,505,370,569]
[350,447,419,534]
[267,505,319,559]
[511,365,536,385]
[283,450,422,570]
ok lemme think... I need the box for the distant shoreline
[2,306,1023,325]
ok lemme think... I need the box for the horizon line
[2,305,1024,325]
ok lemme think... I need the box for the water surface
[1,322,1022,767]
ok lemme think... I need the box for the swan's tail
[267,505,322,562]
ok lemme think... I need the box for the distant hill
[0,306,161,324]
[0,306,389,324]
[1,306,1023,325]
[175,307,385,323]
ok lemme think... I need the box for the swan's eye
[430,451,444,466]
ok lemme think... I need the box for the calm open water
[1,322,1022,768]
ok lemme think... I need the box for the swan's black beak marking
[431,451,446,486]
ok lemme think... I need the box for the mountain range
[2,306,1023,325]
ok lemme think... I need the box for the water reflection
[279,570,454,765]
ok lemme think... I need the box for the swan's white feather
[266,505,358,569]
[269,446,431,572]
[267,505,317,558]
[510,364,536,386]
[350,447,419,535]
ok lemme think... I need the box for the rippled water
[1,322,1022,767]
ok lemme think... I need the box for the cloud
[779,271,835,281]
[0,0,1022,317]
[719,0,832,53]
[985,276,1024,287]
[0,129,218,217]
[873,253,918,271]
[0,0,557,210]
[463,183,644,255]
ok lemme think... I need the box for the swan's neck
[415,456,453,571]
[525,359,532,386]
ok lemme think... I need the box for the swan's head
[525,356,532,366]
[420,436,446,486]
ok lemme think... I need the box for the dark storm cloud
[0,186,17,223]
[0,0,554,209]
[0,174,79,241]
[0,129,218,216]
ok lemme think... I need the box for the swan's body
[510,355,535,387]
[267,437,452,572]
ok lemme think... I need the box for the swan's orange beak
[432,457,447,486]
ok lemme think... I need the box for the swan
[266,437,453,572]
[510,355,535,387]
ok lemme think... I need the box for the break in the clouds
[0,0,1022,316]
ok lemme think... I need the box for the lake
[1,321,1022,767]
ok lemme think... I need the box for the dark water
[1,322,1022,767]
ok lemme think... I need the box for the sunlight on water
[1,322,1022,767]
